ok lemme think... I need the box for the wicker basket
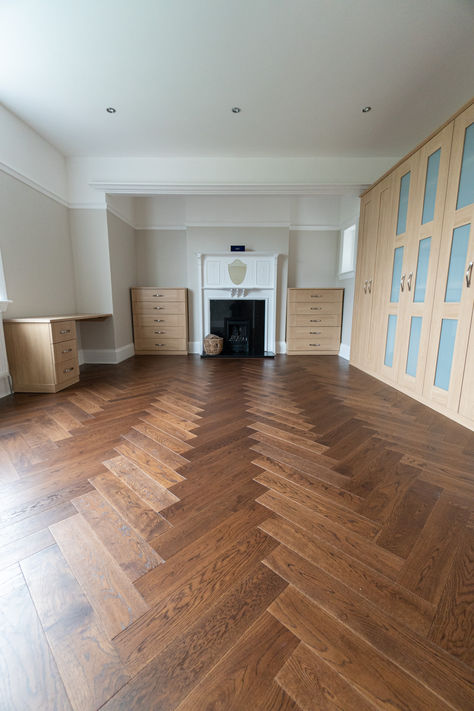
[203,333,223,355]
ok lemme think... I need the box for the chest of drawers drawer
[132,288,186,302]
[291,314,341,327]
[50,320,76,343]
[288,301,342,316]
[134,338,187,352]
[133,301,186,316]
[288,289,343,303]
[133,314,186,328]
[55,358,79,385]
[134,326,184,339]
[52,339,77,363]
[287,326,341,340]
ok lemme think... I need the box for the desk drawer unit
[131,287,188,355]
[287,288,343,355]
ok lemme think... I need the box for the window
[339,223,356,277]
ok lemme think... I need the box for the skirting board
[79,342,135,365]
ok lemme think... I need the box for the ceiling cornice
[89,181,367,197]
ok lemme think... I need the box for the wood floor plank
[0,527,55,571]
[265,545,473,711]
[21,545,129,711]
[277,642,378,711]
[176,612,298,711]
[103,455,179,512]
[269,586,454,711]
[132,421,193,453]
[375,479,441,558]
[50,513,149,637]
[115,440,184,487]
[0,563,72,711]
[248,421,328,454]
[399,494,471,603]
[142,411,197,440]
[429,525,474,665]
[88,471,171,541]
[145,406,199,431]
[257,489,404,579]
[259,516,435,637]
[72,491,163,581]
[251,441,346,486]
[103,564,287,711]
[254,468,380,538]
[122,429,189,471]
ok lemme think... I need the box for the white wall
[136,230,187,287]
[0,104,68,204]
[0,171,76,318]
[288,230,340,288]
[69,208,115,352]
[107,211,137,351]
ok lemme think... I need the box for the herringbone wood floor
[0,355,473,710]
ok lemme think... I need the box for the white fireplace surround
[197,252,279,354]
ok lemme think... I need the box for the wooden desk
[4,313,111,393]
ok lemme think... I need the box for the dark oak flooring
[0,355,473,710]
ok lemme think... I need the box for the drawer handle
[154,331,165,334]
[309,343,320,347]
[62,348,73,353]
[310,295,322,298]
[310,307,322,311]
[63,367,75,373]
[59,329,71,334]
[154,319,164,322]
[153,294,164,297]
[155,343,165,346]
[310,319,321,322]
[466,261,473,288]
[153,306,163,310]
[309,331,321,335]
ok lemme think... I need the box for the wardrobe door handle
[466,261,473,288]
[364,280,368,294]
[407,272,413,291]
[400,274,406,292]
[368,279,372,294]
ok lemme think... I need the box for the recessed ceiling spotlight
[231,107,241,113]
[106,107,117,114]
[362,106,372,113]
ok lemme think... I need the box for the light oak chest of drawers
[287,288,343,355]
[131,287,188,355]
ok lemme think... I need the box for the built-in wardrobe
[351,99,474,430]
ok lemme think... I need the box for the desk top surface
[4,313,112,324]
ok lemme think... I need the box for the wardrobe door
[378,154,420,382]
[459,311,474,422]
[424,103,474,412]
[397,123,454,394]
[351,176,393,371]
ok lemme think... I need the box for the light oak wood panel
[50,321,76,344]
[131,288,186,302]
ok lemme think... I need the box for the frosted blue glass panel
[445,224,470,302]
[390,247,404,303]
[457,122,474,210]
[384,315,397,367]
[406,317,422,377]
[434,319,458,391]
[413,237,431,303]
[396,172,411,235]
[422,149,441,224]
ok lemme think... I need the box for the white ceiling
[1,0,473,158]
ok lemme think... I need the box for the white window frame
[338,220,358,279]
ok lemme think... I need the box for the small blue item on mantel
[231,245,245,252]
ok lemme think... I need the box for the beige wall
[107,211,137,349]
[0,171,76,318]
[135,230,187,287]
[288,230,340,288]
